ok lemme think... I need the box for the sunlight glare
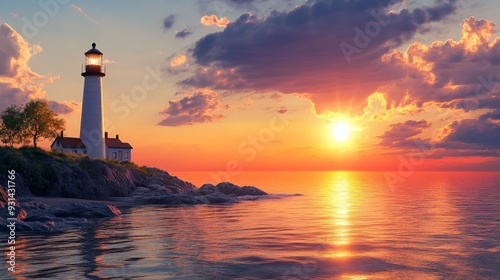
[332,122,351,142]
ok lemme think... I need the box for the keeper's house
[51,131,133,162]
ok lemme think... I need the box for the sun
[332,122,351,142]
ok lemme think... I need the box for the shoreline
[22,196,135,207]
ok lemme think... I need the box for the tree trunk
[33,135,37,148]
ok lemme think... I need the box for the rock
[199,184,216,195]
[215,182,240,195]
[235,186,268,196]
[206,192,238,204]
[197,182,268,196]
[0,186,27,220]
[51,202,121,218]
[0,148,269,205]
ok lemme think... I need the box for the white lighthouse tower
[80,43,106,158]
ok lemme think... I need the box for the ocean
[8,171,500,279]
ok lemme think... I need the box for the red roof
[105,138,133,149]
[51,137,86,148]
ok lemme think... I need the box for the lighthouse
[50,43,133,161]
[80,43,106,158]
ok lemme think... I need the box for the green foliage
[0,100,65,148]
[0,105,27,147]
[79,158,100,179]
[23,100,65,148]
[103,158,153,177]
[0,146,153,196]
[0,147,52,195]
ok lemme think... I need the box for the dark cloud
[479,109,500,121]
[158,91,223,126]
[163,15,176,30]
[379,112,500,157]
[441,115,500,149]
[175,29,193,39]
[378,120,431,148]
[181,0,457,115]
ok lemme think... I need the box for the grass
[0,146,154,195]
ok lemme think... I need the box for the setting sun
[332,122,351,142]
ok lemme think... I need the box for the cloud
[378,120,431,148]
[102,59,116,64]
[0,23,76,114]
[47,100,80,115]
[377,111,500,157]
[175,29,193,39]
[276,107,287,114]
[170,54,187,67]
[440,113,500,149]
[70,5,102,26]
[182,0,458,116]
[158,91,224,126]
[382,17,500,109]
[200,15,231,27]
[163,15,176,30]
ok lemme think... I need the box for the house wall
[106,148,132,162]
[51,143,87,155]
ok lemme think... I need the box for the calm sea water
[5,171,500,279]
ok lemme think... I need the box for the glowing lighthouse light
[87,56,100,65]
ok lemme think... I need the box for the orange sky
[1,1,500,171]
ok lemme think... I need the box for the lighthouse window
[86,55,101,65]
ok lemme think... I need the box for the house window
[83,150,87,154]
[112,152,117,158]
[118,151,123,159]
[124,152,129,159]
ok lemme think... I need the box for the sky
[0,0,499,172]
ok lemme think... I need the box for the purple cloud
[159,91,224,126]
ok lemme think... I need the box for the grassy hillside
[0,147,192,199]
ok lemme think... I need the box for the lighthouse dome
[84,43,103,55]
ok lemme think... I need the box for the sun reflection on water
[325,172,354,258]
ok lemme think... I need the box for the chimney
[105,132,108,138]
[60,131,63,138]
[116,134,119,139]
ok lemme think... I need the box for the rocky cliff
[0,147,268,231]
[0,147,200,199]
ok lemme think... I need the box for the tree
[0,105,27,147]
[23,100,65,148]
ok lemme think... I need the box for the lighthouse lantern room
[82,43,105,77]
